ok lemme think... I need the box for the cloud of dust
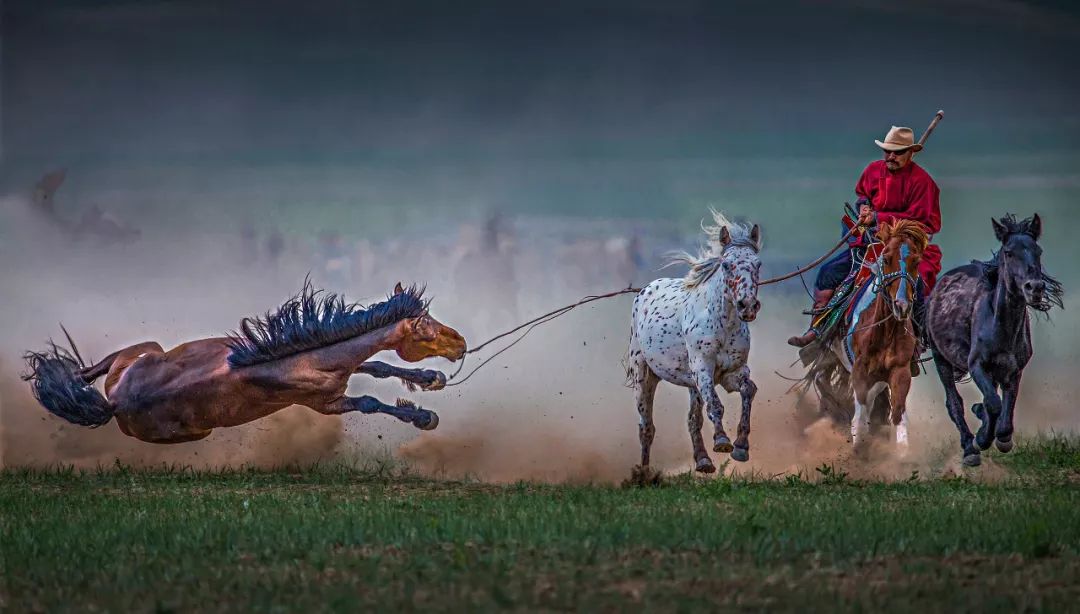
[2,187,1077,482]
[398,273,1080,484]
[0,193,356,469]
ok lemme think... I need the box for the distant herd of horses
[23,208,1060,472]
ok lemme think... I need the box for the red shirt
[855,160,942,291]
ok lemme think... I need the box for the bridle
[870,242,918,317]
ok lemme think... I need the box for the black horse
[926,214,1063,466]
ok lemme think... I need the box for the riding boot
[787,288,835,347]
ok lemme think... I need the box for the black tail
[22,342,114,427]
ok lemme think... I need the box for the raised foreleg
[719,366,756,463]
[320,395,439,430]
[356,361,446,391]
[691,356,731,454]
[969,362,1003,451]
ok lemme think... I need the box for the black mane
[226,281,429,368]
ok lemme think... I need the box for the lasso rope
[445,225,864,386]
[444,286,642,387]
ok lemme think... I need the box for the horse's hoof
[713,436,733,454]
[962,452,982,467]
[695,457,716,473]
[731,447,750,463]
[995,437,1013,453]
[415,411,439,431]
[422,372,447,391]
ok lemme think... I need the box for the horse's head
[875,220,929,321]
[718,223,763,322]
[391,283,467,363]
[992,214,1060,310]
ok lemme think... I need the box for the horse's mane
[226,280,429,368]
[974,215,1063,313]
[876,218,930,254]
[669,209,761,289]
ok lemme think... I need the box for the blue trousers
[814,250,857,292]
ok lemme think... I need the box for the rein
[846,243,918,343]
[443,224,864,387]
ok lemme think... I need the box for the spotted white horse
[627,211,762,472]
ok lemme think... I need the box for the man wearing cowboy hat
[788,125,942,368]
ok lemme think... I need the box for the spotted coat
[627,214,761,472]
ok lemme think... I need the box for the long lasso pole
[758,226,859,286]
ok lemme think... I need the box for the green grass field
[3,435,1080,612]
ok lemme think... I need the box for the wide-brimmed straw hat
[875,126,923,152]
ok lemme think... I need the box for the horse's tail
[22,338,116,428]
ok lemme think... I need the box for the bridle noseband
[871,243,917,295]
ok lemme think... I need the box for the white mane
[668,209,761,289]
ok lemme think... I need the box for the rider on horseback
[787,125,942,371]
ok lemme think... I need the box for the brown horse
[846,220,929,453]
[23,282,466,444]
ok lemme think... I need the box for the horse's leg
[995,371,1022,453]
[850,368,872,450]
[687,388,715,473]
[969,362,1003,451]
[931,349,979,465]
[887,367,913,454]
[692,357,730,453]
[320,395,439,430]
[632,360,660,467]
[720,367,756,463]
[102,342,166,397]
[355,361,446,391]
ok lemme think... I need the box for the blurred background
[1,0,1077,477]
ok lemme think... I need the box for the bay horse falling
[628,211,761,473]
[23,282,466,443]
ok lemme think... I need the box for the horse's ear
[719,226,731,247]
[749,224,761,248]
[394,282,405,295]
[992,218,1008,243]
[1028,214,1042,240]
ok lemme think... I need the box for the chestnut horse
[23,282,466,444]
[843,220,929,453]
